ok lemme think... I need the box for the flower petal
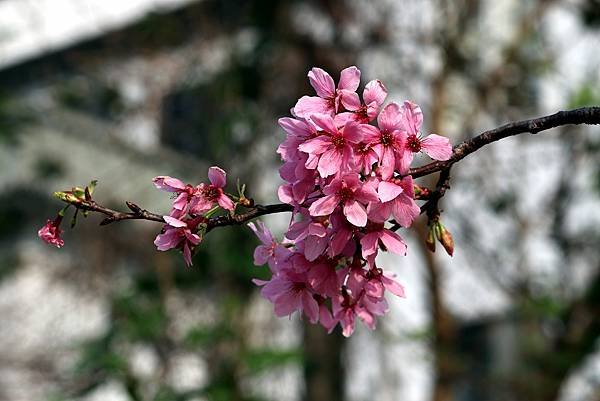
[208,166,227,188]
[421,134,453,160]
[378,181,403,202]
[338,66,361,92]
[308,67,335,98]
[343,200,368,227]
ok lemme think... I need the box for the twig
[409,106,600,178]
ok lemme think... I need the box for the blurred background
[0,0,599,400]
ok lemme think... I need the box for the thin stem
[409,106,600,178]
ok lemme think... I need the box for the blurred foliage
[580,0,600,28]
[0,90,31,145]
[55,78,124,120]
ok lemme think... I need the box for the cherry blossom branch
[409,106,600,178]
[53,107,599,231]
[62,197,294,228]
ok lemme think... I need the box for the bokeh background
[0,0,599,400]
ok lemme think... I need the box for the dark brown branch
[75,200,165,225]
[409,106,600,178]
[205,203,294,232]
[66,198,294,228]
[421,168,452,222]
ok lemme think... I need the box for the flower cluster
[152,167,234,266]
[249,66,452,336]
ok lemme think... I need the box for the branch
[62,107,599,231]
[409,106,600,178]
[70,198,293,228]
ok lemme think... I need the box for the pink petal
[308,67,335,98]
[294,96,332,118]
[382,274,406,298]
[379,230,407,255]
[310,113,338,135]
[365,280,385,299]
[377,102,402,132]
[163,216,187,228]
[153,176,186,192]
[154,229,181,251]
[421,134,453,160]
[338,66,361,92]
[342,121,364,143]
[253,245,271,266]
[304,235,328,261]
[172,192,189,211]
[396,149,413,175]
[363,79,387,107]
[302,291,319,323]
[183,242,193,266]
[360,232,380,258]
[401,100,423,135]
[317,148,343,178]
[217,194,235,210]
[379,146,396,180]
[319,305,337,333]
[343,200,368,227]
[298,135,332,155]
[392,196,420,228]
[378,181,403,202]
[278,117,311,137]
[208,166,227,188]
[339,90,361,111]
[309,194,339,216]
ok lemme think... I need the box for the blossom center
[406,134,421,153]
[356,105,369,123]
[331,135,346,148]
[380,132,394,146]
[337,187,354,202]
[202,185,219,201]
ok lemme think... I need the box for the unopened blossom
[397,101,453,173]
[38,216,64,248]
[190,166,235,214]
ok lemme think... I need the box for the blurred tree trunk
[303,321,345,401]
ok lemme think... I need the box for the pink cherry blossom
[370,176,420,228]
[258,268,319,323]
[335,79,388,125]
[298,114,363,178]
[248,221,291,272]
[360,221,407,258]
[190,166,235,213]
[153,176,196,214]
[308,173,379,227]
[154,216,202,266]
[38,216,65,248]
[397,101,453,173]
[293,66,361,119]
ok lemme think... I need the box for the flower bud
[426,226,436,252]
[438,224,454,256]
